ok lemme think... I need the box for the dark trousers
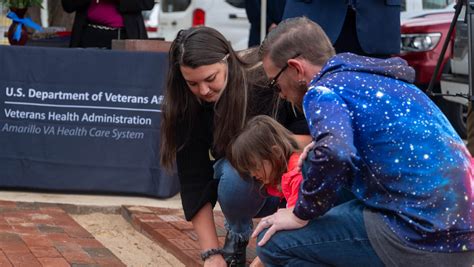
[80,25,127,49]
[334,8,390,59]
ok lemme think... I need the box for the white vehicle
[143,3,160,39]
[401,0,455,20]
[158,0,250,50]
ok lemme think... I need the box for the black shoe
[222,232,248,267]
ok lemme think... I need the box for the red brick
[183,230,199,241]
[15,203,40,211]
[139,222,162,236]
[4,217,25,225]
[60,251,95,265]
[21,235,53,247]
[123,207,261,267]
[2,243,30,254]
[0,201,16,208]
[123,206,154,214]
[27,213,56,224]
[144,221,174,230]
[0,224,13,232]
[152,228,188,240]
[215,227,227,237]
[0,251,12,266]
[44,215,77,227]
[62,226,92,239]
[218,236,226,247]
[94,257,126,266]
[37,257,70,267]
[5,251,41,267]
[148,207,182,215]
[45,233,73,246]
[182,249,204,266]
[168,239,200,250]
[38,207,65,214]
[73,238,104,248]
[0,233,23,247]
[29,247,61,258]
[157,215,184,222]
[246,247,258,260]
[12,224,39,235]
[169,221,194,231]
[37,225,65,234]
[82,247,116,259]
[54,244,82,254]
[213,212,226,227]
[133,214,162,222]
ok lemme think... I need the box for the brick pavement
[0,199,260,266]
[0,200,124,267]
[122,206,259,267]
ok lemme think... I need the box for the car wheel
[439,99,467,139]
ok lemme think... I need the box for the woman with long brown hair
[160,27,310,266]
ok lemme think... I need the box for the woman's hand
[250,256,265,267]
[297,141,315,171]
[252,208,308,246]
[204,254,227,267]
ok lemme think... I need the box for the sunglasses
[267,53,301,93]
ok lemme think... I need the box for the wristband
[200,248,223,261]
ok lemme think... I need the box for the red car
[399,11,454,88]
[397,9,466,138]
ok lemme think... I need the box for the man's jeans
[256,200,384,266]
[214,159,281,242]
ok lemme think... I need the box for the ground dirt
[71,213,184,267]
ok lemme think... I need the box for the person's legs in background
[334,8,390,59]
[80,26,126,49]
[215,159,281,266]
[256,200,384,267]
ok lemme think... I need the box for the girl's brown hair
[228,115,299,187]
[160,27,250,169]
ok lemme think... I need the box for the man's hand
[252,208,308,246]
[297,141,315,171]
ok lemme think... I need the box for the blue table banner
[0,45,179,198]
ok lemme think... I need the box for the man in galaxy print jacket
[300,53,473,249]
[253,17,474,266]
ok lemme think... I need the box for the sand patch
[72,213,184,267]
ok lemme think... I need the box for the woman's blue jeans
[256,199,384,267]
[214,159,281,242]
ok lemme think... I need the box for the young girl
[228,115,303,209]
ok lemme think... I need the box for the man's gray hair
[260,17,335,68]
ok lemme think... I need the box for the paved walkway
[123,206,259,267]
[0,199,259,266]
[0,200,124,266]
